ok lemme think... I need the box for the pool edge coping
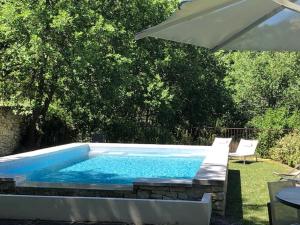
[0,143,229,189]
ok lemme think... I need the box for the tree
[1,0,236,147]
[0,0,121,147]
[220,51,300,120]
[64,0,237,141]
[219,51,300,156]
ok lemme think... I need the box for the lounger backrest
[236,139,258,155]
[212,138,232,150]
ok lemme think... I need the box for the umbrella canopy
[135,0,300,51]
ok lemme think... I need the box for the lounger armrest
[273,171,296,176]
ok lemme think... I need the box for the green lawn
[226,159,291,225]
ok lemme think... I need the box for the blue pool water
[28,155,204,185]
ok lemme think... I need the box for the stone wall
[0,107,21,156]
[134,183,226,216]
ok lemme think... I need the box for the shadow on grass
[226,169,243,223]
[225,169,270,225]
[242,204,270,225]
[230,160,264,165]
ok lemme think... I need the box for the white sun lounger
[229,139,259,164]
[274,164,300,182]
[212,137,232,151]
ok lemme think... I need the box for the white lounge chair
[274,164,300,182]
[229,139,258,164]
[267,181,300,225]
[211,137,232,151]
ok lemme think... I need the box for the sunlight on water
[28,155,204,185]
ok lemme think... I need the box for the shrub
[287,110,300,130]
[248,108,290,157]
[269,131,300,167]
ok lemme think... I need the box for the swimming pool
[29,155,204,184]
[0,143,229,216]
[0,144,206,185]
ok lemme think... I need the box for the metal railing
[92,126,295,152]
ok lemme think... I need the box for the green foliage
[2,0,300,150]
[249,108,300,157]
[249,108,283,157]
[219,51,300,120]
[218,51,300,157]
[249,107,290,129]
[0,0,235,147]
[287,110,300,129]
[269,131,300,167]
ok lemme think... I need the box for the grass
[226,158,291,225]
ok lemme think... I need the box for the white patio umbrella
[135,0,300,51]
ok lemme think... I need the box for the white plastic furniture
[0,193,212,225]
[274,164,300,182]
[229,139,258,164]
[212,137,232,151]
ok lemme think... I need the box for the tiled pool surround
[0,143,229,215]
